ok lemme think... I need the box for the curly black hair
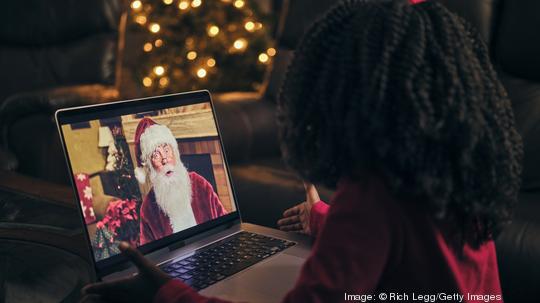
[277,0,523,248]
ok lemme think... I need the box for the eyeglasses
[151,144,173,163]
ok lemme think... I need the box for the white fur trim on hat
[134,166,147,184]
[136,124,181,184]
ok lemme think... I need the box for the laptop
[55,90,312,302]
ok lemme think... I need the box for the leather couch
[0,3,126,301]
[0,0,126,183]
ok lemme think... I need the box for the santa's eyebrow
[153,144,165,152]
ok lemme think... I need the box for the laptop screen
[56,92,238,268]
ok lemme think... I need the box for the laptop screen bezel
[55,90,242,276]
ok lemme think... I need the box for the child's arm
[155,180,393,303]
[277,183,327,236]
[309,200,330,237]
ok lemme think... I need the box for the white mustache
[158,164,176,176]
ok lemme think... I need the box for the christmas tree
[129,0,276,94]
[94,122,142,253]
[111,125,141,203]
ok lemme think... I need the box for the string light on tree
[267,47,276,56]
[197,68,207,78]
[234,0,245,8]
[143,42,153,52]
[207,25,220,37]
[130,0,273,93]
[233,38,247,51]
[187,51,198,60]
[178,1,189,10]
[258,53,269,64]
[143,77,152,87]
[153,65,165,76]
[131,0,142,10]
[159,77,170,87]
[244,21,255,32]
[135,15,147,25]
[149,23,160,33]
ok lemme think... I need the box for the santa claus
[133,117,228,245]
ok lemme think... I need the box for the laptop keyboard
[160,231,296,290]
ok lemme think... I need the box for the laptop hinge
[168,240,186,251]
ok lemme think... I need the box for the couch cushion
[213,95,281,163]
[0,0,123,104]
[2,0,121,46]
[277,0,339,50]
[231,158,334,228]
[496,191,540,303]
[494,0,540,81]
[500,73,540,191]
[436,0,498,44]
[0,33,118,104]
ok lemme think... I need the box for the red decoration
[97,198,140,247]
[74,173,96,224]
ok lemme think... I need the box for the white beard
[149,161,197,233]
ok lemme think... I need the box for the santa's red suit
[139,171,227,245]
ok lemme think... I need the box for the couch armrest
[495,191,540,303]
[496,219,540,303]
[0,85,119,182]
[0,147,17,171]
[0,84,119,146]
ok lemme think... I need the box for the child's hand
[80,242,172,303]
[277,182,320,235]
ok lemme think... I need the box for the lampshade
[98,127,114,147]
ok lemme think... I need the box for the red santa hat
[133,117,180,184]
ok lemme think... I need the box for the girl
[81,0,522,302]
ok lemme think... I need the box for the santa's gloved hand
[277,182,320,235]
[80,242,172,303]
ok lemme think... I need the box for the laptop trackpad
[201,253,305,303]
